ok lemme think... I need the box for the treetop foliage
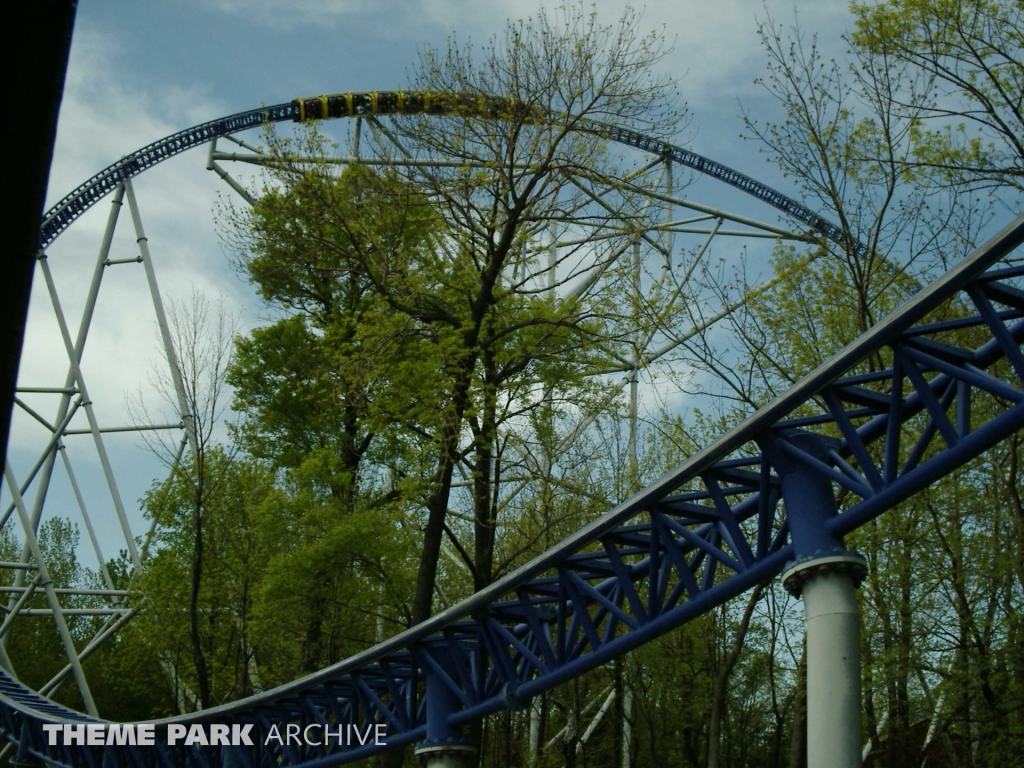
[851,0,1024,190]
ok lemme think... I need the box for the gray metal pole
[39,608,138,696]
[57,445,116,591]
[124,179,199,458]
[0,400,82,530]
[783,554,867,768]
[417,751,476,768]
[29,182,125,517]
[663,158,673,264]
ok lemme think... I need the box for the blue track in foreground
[7,99,1023,767]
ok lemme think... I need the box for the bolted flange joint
[780,551,868,597]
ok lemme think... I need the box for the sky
[7,0,859,574]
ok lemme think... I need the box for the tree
[348,2,682,627]
[851,0,1024,191]
[128,290,240,710]
[206,4,1024,766]
[640,6,1023,766]
[220,10,686,767]
[678,13,1023,766]
[226,3,683,636]
[1,518,100,709]
[135,449,277,708]
[225,157,435,668]
[227,157,428,514]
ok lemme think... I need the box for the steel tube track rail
[40,103,299,249]
[8,95,1021,766]
[3,197,1022,764]
[41,92,856,253]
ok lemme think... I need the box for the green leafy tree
[851,0,1024,191]
[226,4,683,638]
[135,449,276,709]
[225,158,436,669]
[128,290,245,710]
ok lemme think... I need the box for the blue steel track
[40,98,853,254]
[5,97,1023,767]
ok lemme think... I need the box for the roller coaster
[2,93,1022,768]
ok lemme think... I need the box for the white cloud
[203,0,850,107]
[208,0,371,27]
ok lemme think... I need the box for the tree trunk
[189,478,210,710]
[707,582,764,768]
[410,349,479,626]
[473,367,498,594]
[410,417,463,626]
[789,649,806,768]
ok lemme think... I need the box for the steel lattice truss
[591,123,866,257]
[2,94,1022,766]
[2,198,1021,765]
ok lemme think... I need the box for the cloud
[201,0,851,106]
[206,0,523,32]
[207,0,369,27]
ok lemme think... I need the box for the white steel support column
[57,445,116,591]
[206,139,256,205]
[773,432,867,768]
[783,554,867,768]
[39,608,138,697]
[417,752,475,768]
[38,256,143,571]
[124,179,199,459]
[0,401,82,531]
[140,434,188,560]
[418,754,469,768]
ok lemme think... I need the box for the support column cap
[781,551,867,597]
[414,742,477,767]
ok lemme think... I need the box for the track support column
[771,432,867,768]
[415,646,476,768]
